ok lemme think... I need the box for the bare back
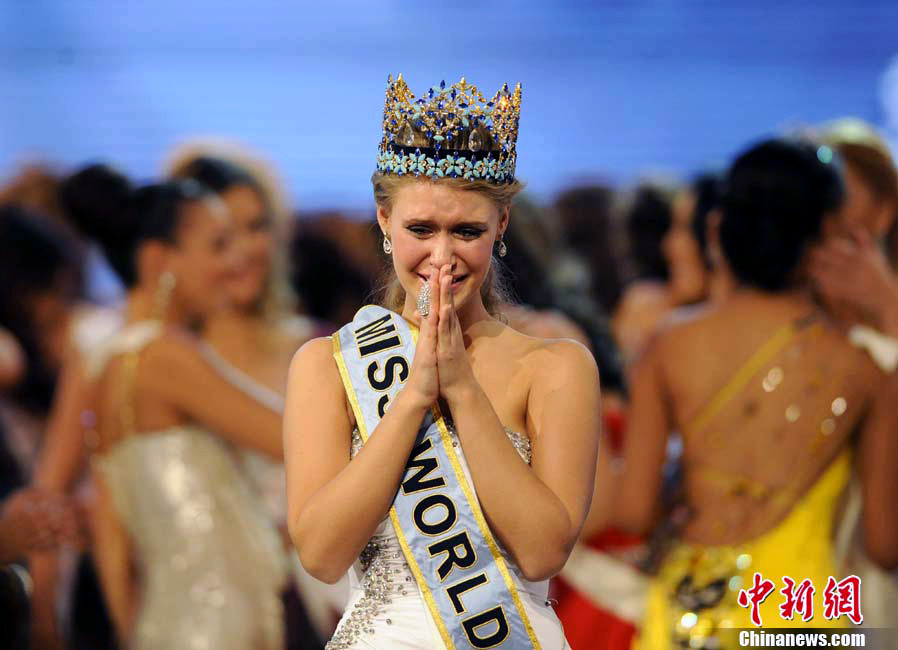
[645,292,881,544]
[93,322,283,458]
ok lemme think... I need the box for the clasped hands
[404,263,479,410]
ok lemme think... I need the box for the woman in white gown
[89,180,289,649]
[284,75,601,649]
[171,150,344,642]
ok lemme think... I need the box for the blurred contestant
[172,152,335,644]
[605,139,898,649]
[284,75,601,649]
[89,181,289,649]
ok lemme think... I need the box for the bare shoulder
[643,301,719,363]
[538,337,599,383]
[618,280,669,309]
[499,323,598,384]
[139,329,202,374]
[287,336,354,429]
[287,337,349,409]
[289,336,338,377]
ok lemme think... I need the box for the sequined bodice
[328,425,537,649]
[349,424,532,585]
[95,426,287,650]
[349,423,532,461]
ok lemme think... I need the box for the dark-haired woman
[0,207,85,649]
[611,183,674,364]
[28,164,135,649]
[613,177,728,365]
[86,181,289,649]
[172,152,333,645]
[602,139,898,648]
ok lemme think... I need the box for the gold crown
[376,74,522,184]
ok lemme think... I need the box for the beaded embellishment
[327,425,531,648]
[375,75,522,184]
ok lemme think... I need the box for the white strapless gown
[326,426,571,649]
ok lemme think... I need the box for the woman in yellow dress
[600,138,898,649]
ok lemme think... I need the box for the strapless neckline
[329,423,551,650]
[350,423,532,464]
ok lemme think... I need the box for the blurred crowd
[1,117,897,650]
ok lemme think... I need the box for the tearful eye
[457,228,485,239]
[407,226,431,236]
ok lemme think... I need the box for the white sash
[333,305,540,649]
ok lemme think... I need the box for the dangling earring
[382,234,393,255]
[497,235,507,258]
[153,271,176,321]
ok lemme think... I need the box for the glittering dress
[326,425,571,650]
[92,324,288,650]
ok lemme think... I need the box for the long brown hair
[371,172,522,316]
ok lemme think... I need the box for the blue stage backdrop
[2,1,897,209]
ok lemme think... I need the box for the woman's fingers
[416,271,440,355]
[415,303,434,346]
[429,270,441,329]
[438,266,453,345]
[446,268,463,338]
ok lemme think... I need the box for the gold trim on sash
[333,313,543,649]
[431,402,542,648]
[332,333,456,649]
[332,333,365,440]
[408,325,542,649]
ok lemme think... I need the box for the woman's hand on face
[402,272,441,411]
[435,264,477,406]
[810,228,898,330]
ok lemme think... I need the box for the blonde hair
[371,172,523,316]
[165,139,297,323]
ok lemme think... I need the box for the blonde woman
[285,75,601,649]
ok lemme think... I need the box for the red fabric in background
[554,406,640,650]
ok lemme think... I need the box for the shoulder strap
[111,322,163,441]
[196,342,285,413]
[685,315,819,435]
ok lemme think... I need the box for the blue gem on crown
[376,74,522,184]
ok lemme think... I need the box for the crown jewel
[376,74,522,184]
